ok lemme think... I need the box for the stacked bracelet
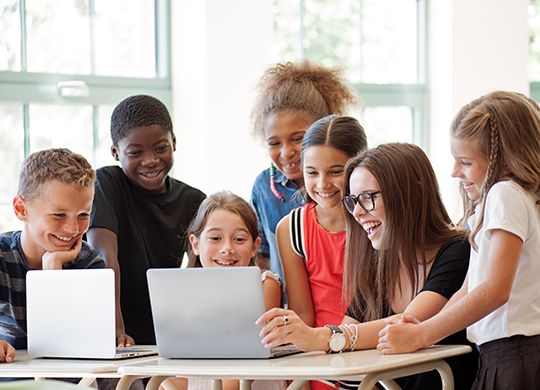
[342,324,359,351]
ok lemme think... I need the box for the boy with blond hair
[0,148,104,363]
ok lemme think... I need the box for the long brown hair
[343,143,464,321]
[451,91,540,249]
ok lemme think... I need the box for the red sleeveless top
[290,203,346,327]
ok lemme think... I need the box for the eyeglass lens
[342,192,378,214]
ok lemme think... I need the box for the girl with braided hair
[250,61,356,281]
[378,91,540,390]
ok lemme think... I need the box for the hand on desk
[377,314,428,354]
[0,340,15,363]
[256,308,324,351]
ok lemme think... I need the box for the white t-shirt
[467,180,540,345]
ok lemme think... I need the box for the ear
[13,195,29,222]
[251,237,261,258]
[188,234,200,255]
[110,145,119,161]
[172,135,177,152]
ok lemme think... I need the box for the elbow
[486,285,511,309]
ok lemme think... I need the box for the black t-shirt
[90,166,205,344]
[346,237,478,390]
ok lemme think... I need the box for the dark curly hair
[110,94,174,146]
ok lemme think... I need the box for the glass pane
[529,0,540,81]
[353,106,413,146]
[95,105,116,168]
[361,0,418,83]
[94,0,156,77]
[0,0,21,71]
[29,104,93,163]
[301,0,363,80]
[271,0,302,62]
[26,0,91,74]
[0,104,24,203]
[272,0,419,83]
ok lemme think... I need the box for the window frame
[0,0,171,229]
[294,0,428,149]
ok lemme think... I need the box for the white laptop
[26,268,156,359]
[147,267,300,358]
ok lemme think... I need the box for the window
[271,0,427,148]
[0,0,171,232]
[529,0,540,100]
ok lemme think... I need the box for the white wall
[170,0,273,199]
[171,0,530,211]
[429,0,529,219]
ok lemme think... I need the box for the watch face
[329,332,346,352]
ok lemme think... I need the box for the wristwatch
[325,325,346,353]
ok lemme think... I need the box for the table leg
[145,375,170,390]
[116,375,142,390]
[240,380,252,390]
[358,359,454,390]
[432,360,454,390]
[78,377,97,387]
[286,379,308,390]
[211,379,223,390]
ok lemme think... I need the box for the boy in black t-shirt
[88,95,205,346]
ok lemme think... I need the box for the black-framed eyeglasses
[342,191,381,214]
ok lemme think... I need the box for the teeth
[214,259,237,266]
[318,191,337,199]
[53,235,74,242]
[284,161,299,169]
[362,222,381,234]
[140,171,160,178]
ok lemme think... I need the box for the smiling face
[14,180,94,268]
[264,111,314,183]
[302,145,350,209]
[112,124,175,193]
[189,209,261,268]
[348,167,385,249]
[450,137,488,202]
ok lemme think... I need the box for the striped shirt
[0,231,104,349]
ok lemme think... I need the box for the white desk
[117,344,472,390]
[0,351,159,387]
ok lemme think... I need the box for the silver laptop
[26,269,156,359]
[147,267,300,358]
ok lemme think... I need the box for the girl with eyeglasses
[258,143,477,390]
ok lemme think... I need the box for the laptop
[147,267,300,358]
[26,268,156,359]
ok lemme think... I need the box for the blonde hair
[18,148,96,201]
[451,91,540,249]
[186,191,259,267]
[251,61,356,139]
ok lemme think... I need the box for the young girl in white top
[377,91,540,389]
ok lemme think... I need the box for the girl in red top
[276,115,367,328]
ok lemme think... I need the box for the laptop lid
[148,267,288,359]
[26,269,155,359]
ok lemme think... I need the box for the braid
[469,112,502,249]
